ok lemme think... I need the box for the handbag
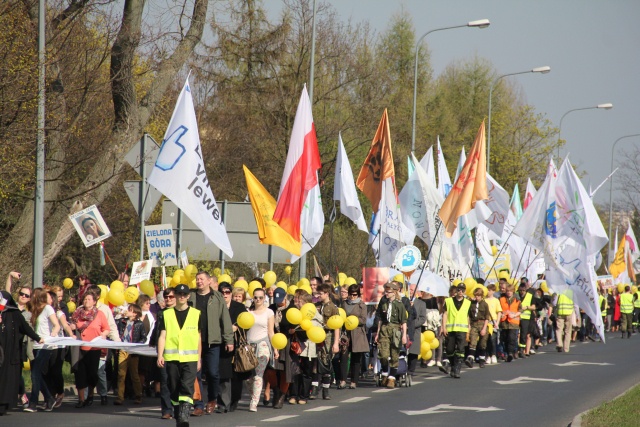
[290,334,303,355]
[233,329,258,373]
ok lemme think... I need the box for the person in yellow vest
[632,288,640,332]
[157,284,202,427]
[517,284,535,357]
[440,283,471,379]
[619,285,634,339]
[598,288,607,336]
[553,289,574,352]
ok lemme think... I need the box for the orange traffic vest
[499,296,520,326]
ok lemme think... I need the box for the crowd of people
[0,269,634,425]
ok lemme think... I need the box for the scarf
[274,305,287,332]
[73,306,98,333]
[344,298,361,315]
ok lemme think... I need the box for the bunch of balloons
[418,330,440,360]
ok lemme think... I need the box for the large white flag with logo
[334,133,368,232]
[148,77,233,257]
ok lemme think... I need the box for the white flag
[376,178,404,267]
[481,173,511,238]
[290,177,324,262]
[419,146,437,189]
[436,137,452,198]
[524,178,537,211]
[626,220,640,262]
[334,134,368,232]
[148,77,233,257]
[476,223,494,278]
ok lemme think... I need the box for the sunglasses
[19,292,31,298]
[221,290,231,295]
[164,295,175,299]
[350,293,359,296]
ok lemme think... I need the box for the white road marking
[401,404,504,415]
[373,388,399,393]
[341,397,371,403]
[261,415,299,422]
[304,405,338,412]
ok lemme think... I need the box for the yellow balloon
[23,360,31,371]
[300,318,313,331]
[479,284,489,298]
[284,266,292,275]
[307,326,326,344]
[276,281,288,291]
[108,288,125,306]
[140,280,155,297]
[110,280,125,292]
[298,278,310,288]
[617,283,625,293]
[170,277,180,288]
[327,315,344,330]
[67,301,76,314]
[420,341,431,354]
[287,285,298,295]
[218,274,232,284]
[338,307,347,320]
[338,272,347,286]
[393,273,404,283]
[301,303,317,319]
[184,264,198,280]
[286,308,303,325]
[298,284,312,295]
[249,281,263,296]
[498,270,510,280]
[264,271,277,286]
[237,312,255,329]
[540,281,549,293]
[213,267,221,277]
[422,330,435,342]
[235,279,249,292]
[429,338,440,350]
[345,277,357,286]
[345,315,359,330]
[421,349,433,361]
[466,283,477,298]
[271,333,288,350]
[632,285,638,294]
[188,278,197,289]
[124,286,140,304]
[491,245,498,256]
[97,284,108,301]
[173,269,185,280]
[63,278,73,289]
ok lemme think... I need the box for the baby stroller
[371,342,384,387]
[396,347,412,387]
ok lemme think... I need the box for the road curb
[569,382,638,426]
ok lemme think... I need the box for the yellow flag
[438,121,489,237]
[609,236,626,279]
[243,165,301,256]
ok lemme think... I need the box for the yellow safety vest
[634,292,640,309]
[557,294,574,316]
[445,297,471,333]
[599,295,607,317]
[164,307,201,362]
[620,293,634,314]
[520,292,533,320]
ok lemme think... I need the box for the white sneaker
[436,361,443,367]
[485,357,492,365]
[491,355,498,364]
[427,360,436,367]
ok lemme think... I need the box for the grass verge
[582,384,640,426]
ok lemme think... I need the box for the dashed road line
[341,397,371,403]
[304,405,338,412]
[261,415,299,422]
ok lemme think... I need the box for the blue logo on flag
[155,125,188,171]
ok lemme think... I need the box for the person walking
[246,287,276,412]
[374,282,408,388]
[619,285,634,339]
[499,284,520,362]
[554,289,574,352]
[467,287,492,368]
[517,284,535,357]
[157,284,202,427]
[441,283,470,379]
[114,303,147,405]
[339,284,370,388]
[188,271,234,415]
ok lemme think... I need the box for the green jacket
[188,290,234,346]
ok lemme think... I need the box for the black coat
[116,318,147,344]
[0,296,41,412]
[219,301,248,380]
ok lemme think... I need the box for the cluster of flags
[148,76,621,342]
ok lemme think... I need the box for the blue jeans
[31,349,53,404]
[195,343,221,407]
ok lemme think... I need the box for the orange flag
[243,165,302,256]
[356,109,395,211]
[609,236,626,279]
[438,121,489,237]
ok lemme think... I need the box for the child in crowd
[114,303,147,405]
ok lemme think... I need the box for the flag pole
[410,221,442,300]
[512,242,530,280]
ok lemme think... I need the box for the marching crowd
[0,269,634,426]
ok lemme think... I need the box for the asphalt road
[3,332,638,427]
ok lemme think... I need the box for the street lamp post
[607,134,640,265]
[557,103,613,160]
[486,66,551,173]
[411,19,490,154]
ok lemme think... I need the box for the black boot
[322,387,331,400]
[301,377,312,401]
[453,357,462,379]
[272,389,281,408]
[309,385,318,400]
[439,359,451,376]
[177,402,191,427]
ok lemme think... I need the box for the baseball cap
[456,284,466,291]
[273,287,287,304]
[174,284,190,295]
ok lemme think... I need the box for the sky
[266,0,640,206]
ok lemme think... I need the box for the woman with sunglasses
[246,287,276,412]
[373,282,407,389]
[338,284,369,389]
[217,282,249,413]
